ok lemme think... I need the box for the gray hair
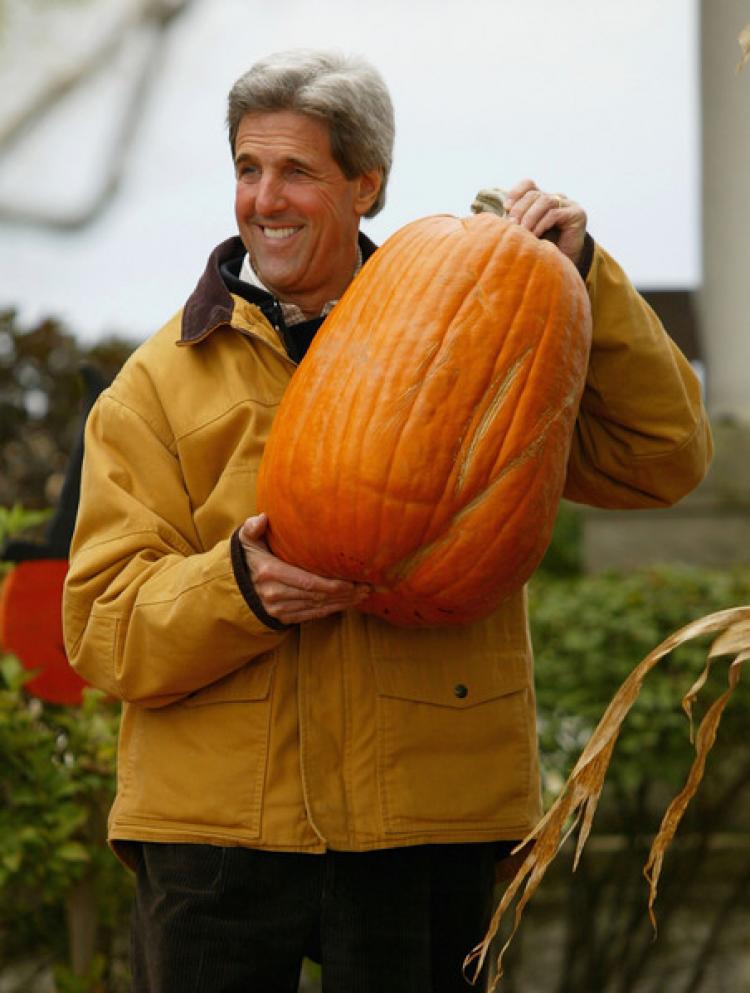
[226,49,395,218]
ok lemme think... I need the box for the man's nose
[254,174,287,215]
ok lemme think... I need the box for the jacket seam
[612,414,706,465]
[100,390,176,453]
[171,393,282,445]
[76,527,195,560]
[132,567,239,609]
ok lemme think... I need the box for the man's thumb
[239,512,267,543]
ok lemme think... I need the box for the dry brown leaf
[709,617,750,656]
[738,22,750,72]
[464,605,750,991]
[643,656,742,930]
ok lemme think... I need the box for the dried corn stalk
[464,605,750,990]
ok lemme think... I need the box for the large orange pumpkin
[256,211,592,626]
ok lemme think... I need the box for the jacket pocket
[119,654,276,836]
[372,651,534,834]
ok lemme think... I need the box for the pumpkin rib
[294,221,453,568]
[486,244,579,477]
[350,220,498,563]
[455,348,534,494]
[346,232,456,562]
[395,223,545,550]
[388,398,565,598]
[413,237,551,548]
[450,268,590,601]
[446,245,548,508]
[370,331,474,556]
[409,398,579,608]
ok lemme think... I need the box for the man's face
[233,110,380,316]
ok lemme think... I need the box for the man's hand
[239,513,371,625]
[503,179,587,268]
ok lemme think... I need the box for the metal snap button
[453,683,468,699]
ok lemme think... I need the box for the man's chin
[251,260,302,295]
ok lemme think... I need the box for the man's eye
[238,165,258,180]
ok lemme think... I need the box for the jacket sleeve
[62,389,289,709]
[563,242,713,509]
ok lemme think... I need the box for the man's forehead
[233,110,332,160]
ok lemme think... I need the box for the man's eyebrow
[234,151,256,168]
[233,151,315,170]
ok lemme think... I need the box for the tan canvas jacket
[62,235,712,867]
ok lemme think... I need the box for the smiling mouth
[260,225,301,240]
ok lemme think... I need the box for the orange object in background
[0,559,88,705]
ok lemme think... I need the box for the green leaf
[0,503,52,547]
[56,841,90,863]
[0,653,29,690]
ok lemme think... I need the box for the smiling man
[63,49,712,993]
[233,109,380,317]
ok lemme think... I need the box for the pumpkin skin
[256,212,592,626]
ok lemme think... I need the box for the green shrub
[530,563,750,812]
[0,506,131,990]
[0,656,130,976]
[537,501,584,578]
[506,564,750,993]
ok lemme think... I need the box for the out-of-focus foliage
[0,505,131,991]
[0,310,134,512]
[0,504,51,577]
[531,564,750,809]
[537,501,584,579]
[0,656,130,975]
[497,564,750,993]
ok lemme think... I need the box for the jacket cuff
[576,231,595,280]
[230,528,290,632]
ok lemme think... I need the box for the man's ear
[354,168,383,216]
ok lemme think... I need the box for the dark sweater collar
[180,231,378,346]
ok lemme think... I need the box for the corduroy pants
[130,840,509,992]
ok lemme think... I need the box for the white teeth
[262,226,298,240]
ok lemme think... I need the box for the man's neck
[239,247,364,326]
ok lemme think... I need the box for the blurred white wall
[0,0,700,341]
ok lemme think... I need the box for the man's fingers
[238,513,370,622]
[501,179,586,266]
[503,178,537,207]
[505,188,557,230]
[263,589,371,625]
[260,579,369,607]
[239,513,268,544]
[240,515,364,595]
[252,556,368,597]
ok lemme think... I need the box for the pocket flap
[373,651,529,709]
[184,655,275,707]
